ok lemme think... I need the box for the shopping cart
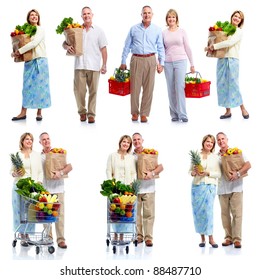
[106,198,137,254]
[12,195,60,254]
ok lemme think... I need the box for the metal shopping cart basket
[106,197,137,254]
[12,195,60,254]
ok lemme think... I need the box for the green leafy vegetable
[100,178,140,197]
[16,177,46,198]
[216,21,236,36]
[15,23,37,37]
[56,17,73,34]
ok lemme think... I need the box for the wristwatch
[152,171,155,177]
[236,171,241,178]
[60,170,64,177]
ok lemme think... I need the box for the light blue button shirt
[121,22,165,65]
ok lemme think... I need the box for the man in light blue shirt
[120,6,165,123]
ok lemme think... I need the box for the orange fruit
[125,211,132,218]
[52,211,58,217]
[120,204,126,210]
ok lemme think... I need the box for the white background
[0,0,258,279]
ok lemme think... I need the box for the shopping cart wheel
[12,240,17,247]
[48,246,55,254]
[36,246,40,255]
[126,245,129,254]
[112,245,116,254]
[106,239,110,246]
[134,240,138,247]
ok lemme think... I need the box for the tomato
[126,204,133,211]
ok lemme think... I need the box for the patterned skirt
[216,58,243,108]
[191,183,216,235]
[22,57,51,109]
[12,185,35,233]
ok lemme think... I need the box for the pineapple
[131,179,141,195]
[189,150,204,172]
[10,152,25,176]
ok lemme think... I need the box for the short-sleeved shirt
[74,25,108,71]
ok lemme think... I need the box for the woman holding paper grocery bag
[11,9,51,122]
[206,10,249,119]
[189,134,221,248]
[10,132,43,247]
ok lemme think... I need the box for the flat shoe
[58,241,67,249]
[145,239,153,247]
[209,242,218,248]
[220,113,231,119]
[141,115,148,123]
[222,240,233,246]
[234,241,242,248]
[242,114,249,119]
[171,118,179,122]
[12,115,26,121]
[131,114,139,121]
[199,242,205,247]
[137,238,143,244]
[181,118,188,122]
[36,115,42,121]
[88,116,95,123]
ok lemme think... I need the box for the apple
[113,197,121,204]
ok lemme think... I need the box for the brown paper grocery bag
[45,153,68,179]
[11,34,33,62]
[206,31,228,58]
[137,154,159,180]
[64,28,83,56]
[221,153,248,181]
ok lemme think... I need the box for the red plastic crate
[108,79,130,96]
[185,81,211,98]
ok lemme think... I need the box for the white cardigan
[106,152,136,185]
[19,26,47,59]
[12,150,44,183]
[189,152,221,186]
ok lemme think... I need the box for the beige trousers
[74,69,100,116]
[219,192,243,242]
[130,55,157,117]
[136,192,155,241]
[44,192,65,244]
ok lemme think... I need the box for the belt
[133,53,155,57]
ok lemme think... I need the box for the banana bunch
[120,195,137,205]
[39,193,58,203]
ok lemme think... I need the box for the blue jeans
[164,59,187,119]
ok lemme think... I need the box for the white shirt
[74,25,108,71]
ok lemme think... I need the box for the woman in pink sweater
[162,9,195,122]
